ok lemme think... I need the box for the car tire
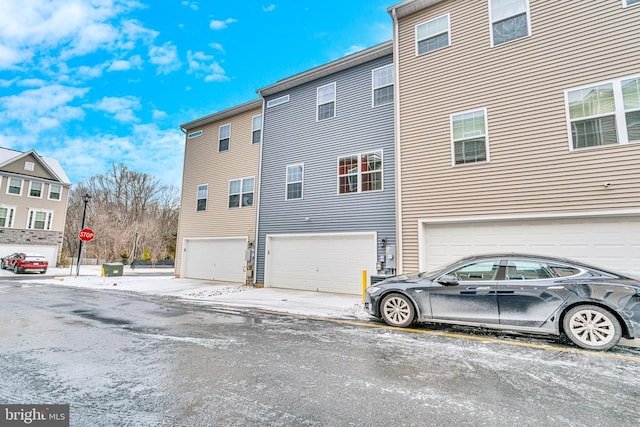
[563,305,622,351]
[13,265,20,274]
[380,293,415,328]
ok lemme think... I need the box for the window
[6,177,22,195]
[28,181,43,198]
[27,209,53,230]
[0,206,15,228]
[451,109,489,165]
[317,83,336,120]
[566,76,640,149]
[449,260,500,281]
[196,184,208,211]
[416,14,450,55]
[252,115,262,144]
[624,0,640,7]
[505,260,554,280]
[48,184,62,201]
[188,130,203,139]
[286,164,304,200]
[24,161,35,171]
[489,0,531,46]
[219,124,231,152]
[267,95,289,108]
[373,65,394,107]
[337,150,383,194]
[229,177,254,208]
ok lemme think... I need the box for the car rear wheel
[380,293,415,328]
[563,305,622,351]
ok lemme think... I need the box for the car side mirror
[437,274,459,286]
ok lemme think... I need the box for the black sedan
[364,254,640,351]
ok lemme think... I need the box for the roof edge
[180,99,262,130]
[257,40,393,97]
[387,0,445,19]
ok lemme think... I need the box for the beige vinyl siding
[396,0,640,271]
[175,106,261,272]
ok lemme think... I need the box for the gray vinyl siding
[256,54,395,283]
[395,0,640,272]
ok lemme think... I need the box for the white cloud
[0,85,89,132]
[344,45,366,56]
[186,50,228,82]
[210,18,238,30]
[18,79,46,87]
[181,1,199,11]
[152,110,168,121]
[263,4,276,12]
[108,55,143,72]
[209,43,225,53]
[92,96,141,123]
[149,43,181,75]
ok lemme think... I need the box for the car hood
[378,273,423,285]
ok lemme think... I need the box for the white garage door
[183,237,247,282]
[265,233,377,294]
[422,216,640,277]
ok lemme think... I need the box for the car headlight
[366,286,382,295]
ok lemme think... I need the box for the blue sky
[0,0,393,189]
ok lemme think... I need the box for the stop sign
[78,228,95,242]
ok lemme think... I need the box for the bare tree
[63,163,179,265]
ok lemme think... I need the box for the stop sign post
[78,228,95,242]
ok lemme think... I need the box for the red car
[1,252,48,274]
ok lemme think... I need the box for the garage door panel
[184,238,246,282]
[266,233,377,294]
[423,217,640,278]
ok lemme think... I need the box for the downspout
[176,126,188,278]
[390,6,404,274]
[253,93,267,286]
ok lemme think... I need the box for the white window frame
[6,177,23,196]
[489,0,532,47]
[24,161,35,171]
[48,184,62,201]
[28,181,43,199]
[252,114,262,144]
[372,64,394,107]
[267,95,289,108]
[196,184,208,212]
[450,108,490,166]
[623,0,640,7]
[565,75,640,151]
[285,163,304,200]
[337,150,384,195]
[415,14,451,56]
[317,82,336,121]
[27,209,53,230]
[219,123,231,152]
[0,205,16,228]
[188,130,203,139]
[228,177,255,208]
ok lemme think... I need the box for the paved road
[1,281,639,426]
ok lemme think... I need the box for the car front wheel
[380,293,415,328]
[13,265,20,274]
[563,305,622,351]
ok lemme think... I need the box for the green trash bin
[102,263,124,277]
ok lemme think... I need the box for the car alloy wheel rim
[569,309,615,346]
[383,297,410,325]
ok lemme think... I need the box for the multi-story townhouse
[255,41,396,294]
[176,100,262,282]
[0,148,71,264]
[388,0,640,276]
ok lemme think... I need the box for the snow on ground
[3,264,638,348]
[1,265,369,321]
